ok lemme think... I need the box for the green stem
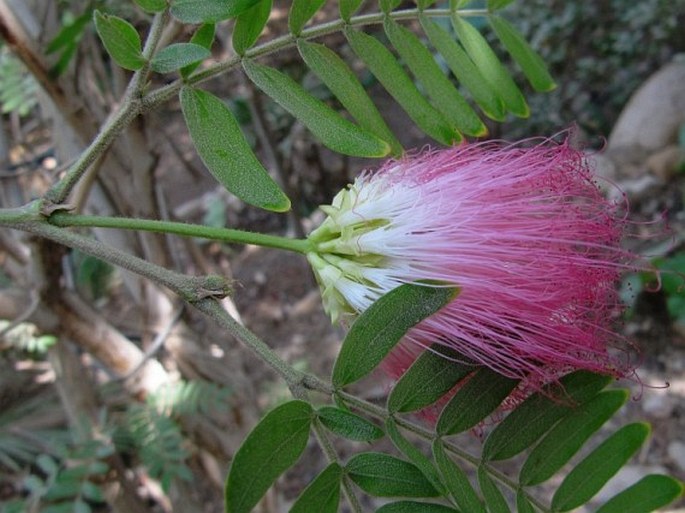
[45,11,169,205]
[49,212,313,254]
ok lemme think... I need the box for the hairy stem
[49,212,313,254]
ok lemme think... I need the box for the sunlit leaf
[436,368,518,436]
[243,59,390,157]
[170,0,260,23]
[452,15,528,117]
[297,40,402,155]
[151,43,210,74]
[345,28,459,145]
[289,0,326,35]
[552,423,651,511]
[232,0,271,55]
[346,452,439,497]
[317,407,383,442]
[180,87,291,212]
[419,15,505,121]
[289,463,342,513]
[482,371,612,461]
[519,389,629,486]
[489,15,556,92]
[595,475,684,513]
[332,283,459,388]
[384,17,485,137]
[433,441,486,513]
[388,344,475,413]
[93,10,145,71]
[225,400,313,513]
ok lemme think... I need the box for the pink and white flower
[307,137,639,385]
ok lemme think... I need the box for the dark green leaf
[516,491,536,513]
[317,407,383,442]
[151,43,210,74]
[46,11,91,54]
[419,15,505,121]
[289,462,342,513]
[297,40,402,156]
[552,423,651,512]
[388,344,475,413]
[386,419,447,496]
[436,368,518,436]
[232,0,271,55]
[289,0,326,35]
[384,17,485,137]
[133,0,167,12]
[93,11,145,71]
[225,400,313,513]
[487,0,515,9]
[488,15,555,92]
[180,87,290,212]
[451,15,528,117]
[519,389,629,486]
[242,59,389,157]
[345,28,459,145]
[332,283,459,388]
[376,502,459,513]
[433,441,486,513]
[477,466,510,513]
[80,481,105,503]
[482,371,612,461]
[595,475,684,513]
[170,0,260,23]
[339,0,363,21]
[346,452,439,498]
[181,24,215,78]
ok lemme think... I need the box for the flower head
[307,137,638,385]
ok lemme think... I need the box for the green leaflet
[288,0,326,35]
[232,0,271,55]
[180,87,291,212]
[384,17,485,137]
[519,389,629,486]
[416,0,439,9]
[346,452,439,498]
[487,0,515,9]
[595,475,684,513]
[551,423,651,511]
[289,462,341,513]
[477,466,510,513]
[181,24,215,78]
[345,28,460,146]
[386,419,447,496]
[482,370,612,461]
[376,502,459,513]
[170,0,260,23]
[224,400,313,513]
[433,441,486,513]
[419,15,505,121]
[242,59,390,157]
[151,43,210,74]
[516,491,536,513]
[488,15,556,92]
[133,0,166,12]
[387,344,475,413]
[316,407,384,442]
[297,40,403,156]
[332,283,459,388]
[338,0,363,21]
[379,0,403,12]
[452,14,528,117]
[436,368,519,436]
[93,11,145,71]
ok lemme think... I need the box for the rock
[609,58,685,153]
[646,145,685,181]
[668,441,685,473]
